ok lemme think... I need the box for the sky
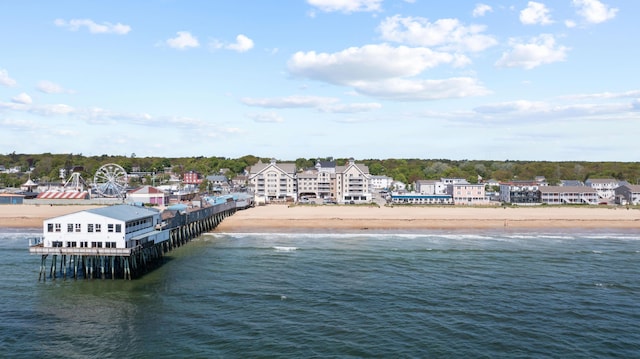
[1,0,638,161]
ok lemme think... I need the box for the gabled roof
[249,160,296,177]
[128,185,165,195]
[585,178,619,184]
[560,180,584,186]
[206,175,229,182]
[317,160,336,168]
[539,186,597,193]
[619,184,640,192]
[335,163,370,174]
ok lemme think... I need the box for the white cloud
[288,44,457,85]
[11,93,32,104]
[30,103,75,116]
[0,101,27,111]
[378,15,497,52]
[564,19,577,28]
[319,102,382,113]
[307,0,382,13]
[472,4,493,18]
[1,118,39,131]
[495,34,569,69]
[54,18,131,34]
[520,1,553,25]
[226,34,254,52]
[572,0,617,24]
[242,95,338,108]
[247,112,285,123]
[242,95,382,112]
[288,44,491,100]
[0,69,17,87]
[561,90,640,100]
[37,80,71,94]
[354,77,491,101]
[166,31,200,50]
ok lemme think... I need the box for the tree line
[1,152,639,188]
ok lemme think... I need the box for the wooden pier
[29,201,237,280]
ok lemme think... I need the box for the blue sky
[1,0,637,161]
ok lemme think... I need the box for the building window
[95,224,101,232]
[75,223,81,232]
[108,224,114,233]
[67,224,74,232]
[47,223,54,232]
[55,223,61,232]
[115,224,122,233]
[88,224,94,232]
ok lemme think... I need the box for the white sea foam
[274,246,298,252]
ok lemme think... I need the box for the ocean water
[1,228,639,358]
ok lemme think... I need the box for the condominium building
[335,158,372,203]
[585,178,620,200]
[539,186,599,205]
[248,159,297,202]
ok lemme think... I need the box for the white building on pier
[42,204,168,250]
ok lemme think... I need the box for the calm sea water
[1,228,639,358]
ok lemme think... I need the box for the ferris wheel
[93,163,128,198]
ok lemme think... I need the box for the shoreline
[0,204,638,232]
[214,205,640,232]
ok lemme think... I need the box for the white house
[585,178,619,201]
[370,175,393,190]
[42,204,168,250]
[539,186,599,205]
[127,185,169,206]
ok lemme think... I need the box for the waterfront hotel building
[248,158,372,204]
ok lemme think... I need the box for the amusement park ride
[58,163,129,199]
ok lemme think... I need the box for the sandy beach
[215,204,640,232]
[1,204,639,231]
[0,205,106,229]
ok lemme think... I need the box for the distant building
[560,180,584,187]
[585,178,619,200]
[248,159,298,202]
[183,171,203,185]
[499,180,545,204]
[390,193,453,205]
[449,183,488,205]
[415,180,438,195]
[127,185,169,206]
[0,193,25,205]
[335,158,371,203]
[614,184,640,205]
[370,175,393,190]
[539,186,599,205]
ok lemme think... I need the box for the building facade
[335,158,371,203]
[449,183,488,205]
[248,159,298,202]
[42,204,167,249]
[585,178,619,201]
[539,186,599,205]
[499,181,545,204]
[614,184,640,205]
